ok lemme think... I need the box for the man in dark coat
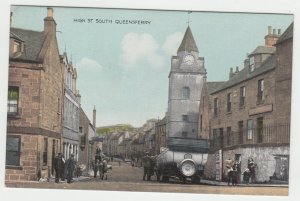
[248,158,256,183]
[142,152,152,181]
[65,154,76,183]
[54,153,64,183]
[93,159,100,178]
[95,147,102,162]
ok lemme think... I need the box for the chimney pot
[268,26,272,34]
[10,12,13,25]
[235,66,239,73]
[278,29,281,35]
[273,29,276,34]
[230,67,233,73]
[47,7,54,18]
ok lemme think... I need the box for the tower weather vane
[187,11,192,25]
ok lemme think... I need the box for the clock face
[184,55,195,65]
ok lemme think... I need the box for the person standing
[54,153,64,183]
[95,147,102,162]
[142,152,151,181]
[65,154,76,183]
[93,159,100,178]
[99,159,107,180]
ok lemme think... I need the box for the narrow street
[5,161,288,196]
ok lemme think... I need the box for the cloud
[120,32,164,69]
[162,32,184,56]
[75,57,102,70]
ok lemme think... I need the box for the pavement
[6,160,288,188]
[200,179,289,187]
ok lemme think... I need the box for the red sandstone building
[200,24,293,183]
[6,8,64,182]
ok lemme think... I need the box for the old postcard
[0,1,299,201]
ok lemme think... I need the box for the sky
[10,5,293,128]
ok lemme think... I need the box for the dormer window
[249,56,255,72]
[13,41,22,53]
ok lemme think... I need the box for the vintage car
[155,137,210,183]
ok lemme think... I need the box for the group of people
[92,147,108,180]
[142,152,156,181]
[93,158,108,180]
[242,158,257,184]
[226,157,257,186]
[53,153,76,184]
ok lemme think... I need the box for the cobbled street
[5,161,288,196]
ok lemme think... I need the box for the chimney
[76,90,81,104]
[93,106,96,128]
[268,26,272,34]
[229,67,234,79]
[44,7,56,35]
[235,66,239,73]
[264,25,280,47]
[47,7,54,17]
[10,12,12,26]
[278,29,281,35]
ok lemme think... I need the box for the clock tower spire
[166,25,206,140]
[177,26,199,53]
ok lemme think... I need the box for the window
[257,79,264,103]
[240,86,246,106]
[238,121,244,144]
[43,138,48,166]
[182,115,188,122]
[7,86,19,115]
[227,93,232,112]
[249,56,255,72]
[13,41,21,53]
[227,127,231,146]
[219,128,224,147]
[247,119,253,140]
[182,87,190,99]
[6,136,21,166]
[214,98,219,116]
[182,132,188,138]
[79,126,83,133]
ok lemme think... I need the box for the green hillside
[96,124,134,135]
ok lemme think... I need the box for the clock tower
[166,26,206,139]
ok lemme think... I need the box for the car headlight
[180,160,196,177]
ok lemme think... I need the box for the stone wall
[5,134,60,182]
[210,69,276,144]
[204,145,289,182]
[7,62,42,128]
[274,38,293,125]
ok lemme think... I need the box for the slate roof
[207,82,226,94]
[177,26,199,53]
[250,46,276,55]
[277,22,294,44]
[210,54,277,94]
[10,27,45,62]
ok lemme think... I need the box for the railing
[211,123,290,151]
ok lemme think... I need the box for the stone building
[6,8,64,181]
[155,116,167,154]
[61,52,80,161]
[143,119,157,155]
[201,24,293,183]
[78,107,96,173]
[166,26,206,139]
